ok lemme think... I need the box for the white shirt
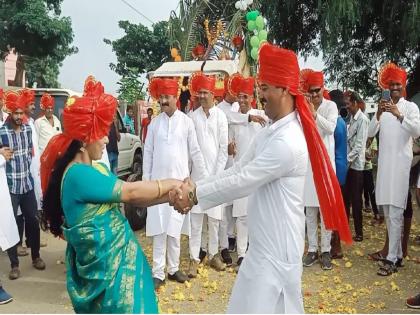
[191,106,228,219]
[34,115,62,154]
[304,98,338,207]
[143,110,207,237]
[368,97,420,208]
[196,111,308,313]
[28,117,42,209]
[217,100,249,125]
[347,109,369,171]
[231,108,266,217]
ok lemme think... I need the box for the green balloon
[255,16,265,30]
[250,35,260,48]
[251,47,259,60]
[258,30,268,41]
[247,10,260,21]
[247,20,256,31]
[259,39,268,46]
[245,11,253,21]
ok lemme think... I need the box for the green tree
[0,0,77,87]
[104,20,171,77]
[260,0,420,97]
[117,70,146,106]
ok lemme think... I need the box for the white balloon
[246,0,254,5]
[239,1,247,10]
[235,1,240,9]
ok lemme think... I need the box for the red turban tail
[259,44,352,245]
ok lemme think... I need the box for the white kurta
[143,110,207,237]
[0,114,20,251]
[197,111,308,313]
[34,115,62,154]
[231,108,266,217]
[29,118,42,209]
[304,98,338,207]
[191,106,228,220]
[368,97,420,208]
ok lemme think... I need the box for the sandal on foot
[368,251,385,261]
[377,261,397,276]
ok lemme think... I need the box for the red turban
[40,78,117,194]
[19,88,35,107]
[228,74,255,96]
[378,62,407,89]
[40,93,55,110]
[148,78,179,99]
[306,71,324,88]
[259,43,352,245]
[3,90,25,113]
[159,78,179,97]
[189,72,216,95]
[227,73,243,97]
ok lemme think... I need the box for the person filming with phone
[368,63,420,276]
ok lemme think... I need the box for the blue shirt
[0,121,34,194]
[123,115,135,135]
[334,116,348,185]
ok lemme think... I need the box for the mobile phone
[381,89,391,102]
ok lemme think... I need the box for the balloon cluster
[170,48,182,62]
[235,0,254,11]
[246,10,267,60]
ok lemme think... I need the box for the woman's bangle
[157,180,162,198]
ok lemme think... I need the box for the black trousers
[344,169,364,237]
[363,169,378,215]
[7,190,40,268]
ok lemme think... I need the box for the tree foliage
[116,70,146,106]
[104,20,171,77]
[0,0,76,87]
[260,0,420,97]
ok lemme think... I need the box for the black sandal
[377,260,397,276]
[368,251,385,261]
[353,235,363,242]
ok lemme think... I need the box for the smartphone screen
[382,89,391,101]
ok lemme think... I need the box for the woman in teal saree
[40,77,182,313]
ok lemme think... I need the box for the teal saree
[61,162,158,313]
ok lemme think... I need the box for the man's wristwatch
[397,114,404,123]
[188,188,198,206]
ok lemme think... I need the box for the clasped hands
[169,177,197,215]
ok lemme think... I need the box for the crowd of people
[0,42,419,313]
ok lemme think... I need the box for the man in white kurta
[229,76,267,269]
[170,45,351,313]
[189,72,229,274]
[34,93,62,154]
[368,63,420,274]
[143,78,208,288]
[302,71,338,270]
[217,78,267,262]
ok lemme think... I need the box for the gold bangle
[157,180,162,198]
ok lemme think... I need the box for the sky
[58,0,324,95]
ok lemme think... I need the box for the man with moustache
[0,91,45,280]
[143,77,207,289]
[368,63,420,276]
[169,44,351,313]
[188,72,229,275]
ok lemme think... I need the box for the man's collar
[353,109,362,120]
[269,111,297,131]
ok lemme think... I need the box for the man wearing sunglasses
[301,70,338,271]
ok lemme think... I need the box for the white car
[32,88,143,178]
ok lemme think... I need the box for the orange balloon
[174,55,182,62]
